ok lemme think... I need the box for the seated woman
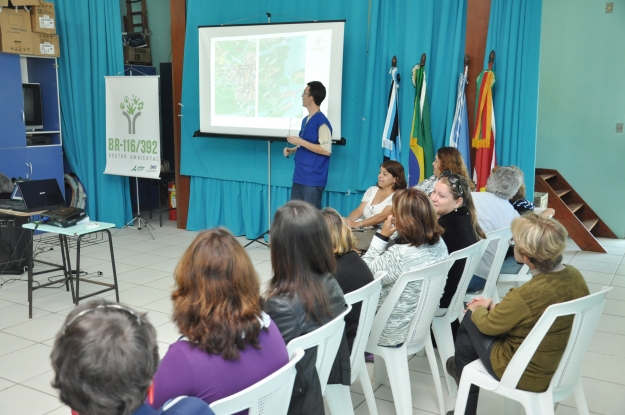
[264,200,350,415]
[429,172,485,315]
[446,214,589,415]
[363,188,448,346]
[414,146,474,195]
[344,160,407,229]
[51,300,214,415]
[321,207,374,351]
[151,229,289,410]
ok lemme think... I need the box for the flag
[409,63,434,186]
[472,66,496,191]
[382,67,401,161]
[450,66,471,172]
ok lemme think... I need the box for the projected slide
[199,21,344,139]
[213,35,307,119]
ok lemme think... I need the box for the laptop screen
[17,179,65,209]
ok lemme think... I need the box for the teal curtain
[182,0,467,233]
[484,0,542,196]
[53,0,132,226]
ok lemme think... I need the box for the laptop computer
[0,179,65,213]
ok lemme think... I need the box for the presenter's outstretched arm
[286,135,330,156]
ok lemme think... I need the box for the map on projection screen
[198,21,344,139]
[213,35,309,119]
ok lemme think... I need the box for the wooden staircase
[535,168,617,253]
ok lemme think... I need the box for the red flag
[472,67,496,191]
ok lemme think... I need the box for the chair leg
[325,385,355,415]
[358,361,379,415]
[373,354,388,386]
[573,379,590,415]
[425,335,447,415]
[383,351,413,415]
[432,317,457,396]
[453,375,472,415]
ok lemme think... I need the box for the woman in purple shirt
[151,228,289,411]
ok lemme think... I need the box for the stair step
[567,203,584,213]
[541,174,556,180]
[582,218,599,231]
[555,189,572,197]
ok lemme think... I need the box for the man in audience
[468,166,523,291]
[284,81,333,209]
[50,300,214,415]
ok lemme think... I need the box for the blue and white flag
[449,67,471,172]
[382,67,401,161]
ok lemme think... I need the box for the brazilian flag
[409,63,434,186]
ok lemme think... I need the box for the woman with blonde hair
[151,228,289,410]
[446,214,589,415]
[363,188,448,346]
[321,207,374,351]
[414,146,474,195]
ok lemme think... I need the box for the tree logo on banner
[119,95,144,134]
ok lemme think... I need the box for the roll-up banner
[104,76,160,179]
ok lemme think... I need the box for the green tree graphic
[120,95,145,134]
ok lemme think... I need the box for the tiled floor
[0,218,624,415]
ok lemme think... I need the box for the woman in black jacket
[429,172,485,312]
[264,200,350,415]
[321,207,374,352]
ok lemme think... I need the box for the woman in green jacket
[446,213,589,415]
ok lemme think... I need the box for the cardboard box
[0,0,9,8]
[0,8,34,54]
[30,0,54,34]
[124,46,151,64]
[31,32,58,56]
[9,0,41,6]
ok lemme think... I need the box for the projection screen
[198,21,345,140]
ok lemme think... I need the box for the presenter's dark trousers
[291,183,324,210]
[454,310,500,415]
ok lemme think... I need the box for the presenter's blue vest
[293,112,332,187]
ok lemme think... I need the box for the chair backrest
[209,348,305,415]
[481,226,512,298]
[286,305,352,394]
[343,274,384,383]
[369,259,454,349]
[499,287,611,395]
[445,239,489,322]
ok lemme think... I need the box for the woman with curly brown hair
[151,228,289,410]
[414,146,474,195]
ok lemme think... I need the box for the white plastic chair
[431,240,489,396]
[366,259,454,415]
[453,287,612,415]
[286,304,352,396]
[326,274,384,415]
[209,348,305,415]
[465,226,512,304]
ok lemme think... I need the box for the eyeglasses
[440,171,464,195]
[62,304,142,334]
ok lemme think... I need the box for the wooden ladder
[535,168,617,253]
[124,0,151,48]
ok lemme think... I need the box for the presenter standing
[284,81,333,209]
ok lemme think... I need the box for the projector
[45,207,87,228]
